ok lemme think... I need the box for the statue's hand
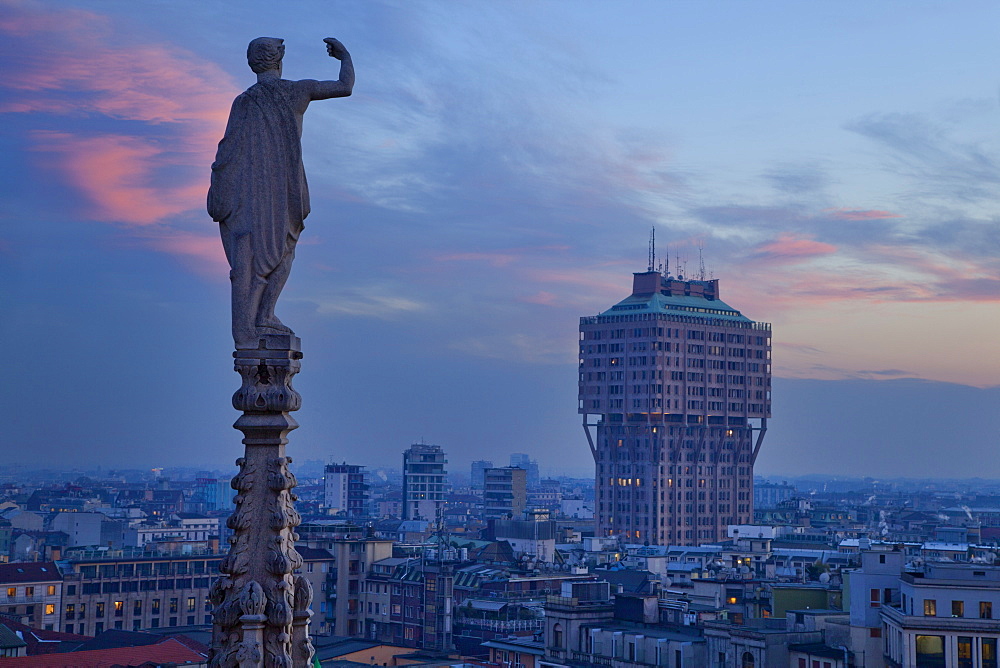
[324,38,348,60]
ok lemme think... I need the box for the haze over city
[1,0,999,478]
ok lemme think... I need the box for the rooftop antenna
[698,242,706,281]
[675,251,681,279]
[648,226,656,272]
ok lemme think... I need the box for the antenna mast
[698,242,706,281]
[648,226,655,272]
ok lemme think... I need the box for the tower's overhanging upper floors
[579,270,771,424]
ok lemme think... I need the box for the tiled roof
[0,562,62,584]
[0,637,206,667]
[296,546,334,560]
[600,291,751,323]
[72,629,161,651]
[0,625,27,650]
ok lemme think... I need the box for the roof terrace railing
[581,313,771,330]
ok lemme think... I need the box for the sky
[1,0,999,479]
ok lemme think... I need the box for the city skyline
[1,1,999,477]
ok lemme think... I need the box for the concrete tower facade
[323,463,369,518]
[402,443,448,521]
[579,270,771,545]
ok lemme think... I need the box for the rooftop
[601,290,751,323]
[0,636,205,667]
[0,562,61,584]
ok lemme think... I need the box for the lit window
[45,604,55,615]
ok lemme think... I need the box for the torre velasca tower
[579,269,771,545]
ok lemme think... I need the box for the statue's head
[247,37,285,74]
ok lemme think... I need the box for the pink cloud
[519,291,559,306]
[748,235,837,262]
[436,251,519,267]
[31,132,207,225]
[0,1,238,270]
[144,232,229,278]
[826,208,902,220]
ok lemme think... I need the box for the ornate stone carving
[210,336,311,668]
[238,582,267,617]
[232,345,302,414]
[292,575,313,612]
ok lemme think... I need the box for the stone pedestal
[210,335,314,667]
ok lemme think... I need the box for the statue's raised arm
[208,37,354,350]
[302,38,354,100]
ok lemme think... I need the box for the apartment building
[883,562,1000,668]
[59,547,222,635]
[483,467,527,519]
[0,562,62,631]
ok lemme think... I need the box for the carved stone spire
[211,334,312,667]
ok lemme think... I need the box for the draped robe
[208,79,310,279]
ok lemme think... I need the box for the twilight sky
[1,0,998,478]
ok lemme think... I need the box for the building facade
[0,562,63,631]
[510,454,540,489]
[323,463,369,518]
[362,556,455,651]
[402,444,447,522]
[882,562,1000,668]
[579,270,771,545]
[483,467,527,519]
[470,460,493,491]
[58,547,222,635]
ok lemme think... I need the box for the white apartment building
[882,562,1000,668]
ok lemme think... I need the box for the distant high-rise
[579,269,771,545]
[470,460,493,490]
[323,463,369,518]
[402,443,448,521]
[192,477,231,512]
[483,466,527,519]
[509,453,540,489]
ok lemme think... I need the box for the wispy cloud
[826,208,901,221]
[846,111,1000,204]
[857,369,913,378]
[518,291,559,306]
[449,332,575,365]
[298,289,426,319]
[747,235,837,263]
[0,0,235,262]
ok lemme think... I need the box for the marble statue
[209,37,354,349]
